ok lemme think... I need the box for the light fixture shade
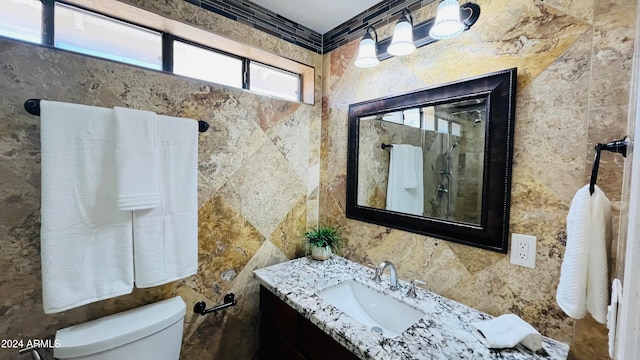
[355,33,379,68]
[429,0,464,40]
[387,19,416,56]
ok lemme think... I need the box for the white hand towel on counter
[40,101,134,314]
[556,184,611,323]
[113,107,160,211]
[470,314,542,352]
[133,115,198,288]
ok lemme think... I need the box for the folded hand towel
[556,184,611,323]
[133,115,198,288]
[114,107,160,211]
[470,314,542,352]
[40,101,134,314]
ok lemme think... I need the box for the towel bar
[23,99,210,133]
[193,293,237,315]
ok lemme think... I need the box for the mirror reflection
[356,98,486,225]
[347,68,516,253]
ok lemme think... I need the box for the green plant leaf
[303,226,341,255]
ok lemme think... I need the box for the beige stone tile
[590,0,637,108]
[328,40,359,93]
[196,193,264,298]
[541,0,595,24]
[266,103,312,184]
[447,242,505,275]
[223,140,306,239]
[586,106,629,201]
[269,196,308,259]
[182,240,287,360]
[409,0,591,91]
[594,0,638,20]
[590,57,634,108]
[353,58,426,102]
[192,93,269,205]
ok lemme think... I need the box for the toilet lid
[54,297,185,358]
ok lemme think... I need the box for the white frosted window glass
[437,118,449,134]
[451,122,462,136]
[0,0,42,44]
[403,108,420,128]
[382,112,403,124]
[422,107,436,131]
[54,3,162,70]
[250,61,300,101]
[174,41,242,89]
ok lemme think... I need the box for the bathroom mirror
[346,68,516,253]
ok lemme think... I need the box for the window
[54,3,162,70]
[402,108,420,128]
[0,0,42,44]
[0,0,310,103]
[249,62,300,101]
[173,40,243,89]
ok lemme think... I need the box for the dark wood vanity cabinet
[259,285,359,360]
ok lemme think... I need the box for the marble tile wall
[1,0,637,359]
[0,0,321,359]
[320,0,637,359]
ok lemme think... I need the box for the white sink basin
[317,280,425,338]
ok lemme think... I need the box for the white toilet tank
[54,297,186,360]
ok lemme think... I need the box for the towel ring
[589,136,629,195]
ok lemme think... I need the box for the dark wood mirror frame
[346,68,517,253]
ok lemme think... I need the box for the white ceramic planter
[311,245,332,261]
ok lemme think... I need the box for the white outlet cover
[510,233,536,268]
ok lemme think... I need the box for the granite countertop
[253,256,570,360]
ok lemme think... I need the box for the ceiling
[249,0,385,34]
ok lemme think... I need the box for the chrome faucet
[373,260,399,290]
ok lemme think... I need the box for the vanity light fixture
[430,0,464,39]
[354,2,481,68]
[387,9,416,56]
[354,26,380,68]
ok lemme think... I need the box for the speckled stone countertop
[254,256,570,360]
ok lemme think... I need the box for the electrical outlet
[510,233,536,268]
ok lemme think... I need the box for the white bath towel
[113,107,161,211]
[556,184,611,323]
[470,314,542,352]
[386,144,424,216]
[40,101,134,314]
[133,115,198,288]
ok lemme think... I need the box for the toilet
[54,297,186,360]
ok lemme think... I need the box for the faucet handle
[367,263,382,282]
[407,279,426,298]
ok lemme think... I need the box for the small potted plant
[304,226,340,261]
